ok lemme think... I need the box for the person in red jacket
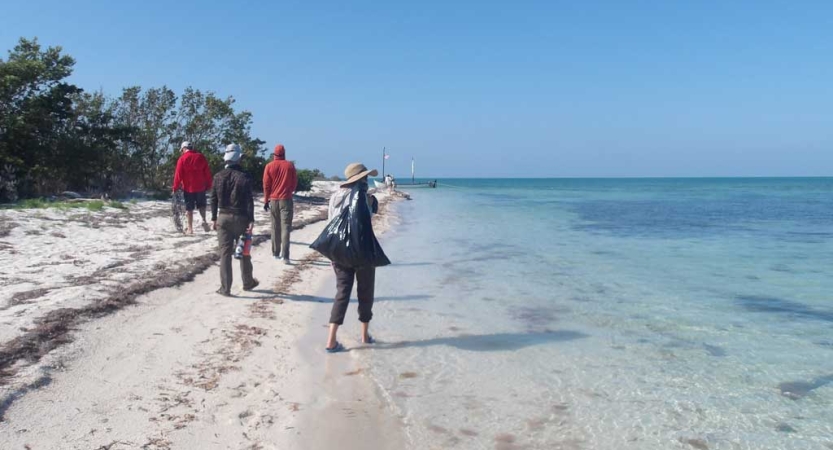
[172,141,213,234]
[262,144,297,264]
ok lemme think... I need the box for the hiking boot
[243,279,260,291]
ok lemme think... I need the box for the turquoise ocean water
[357,178,832,450]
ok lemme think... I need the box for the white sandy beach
[0,182,408,449]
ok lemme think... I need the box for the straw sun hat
[341,163,378,188]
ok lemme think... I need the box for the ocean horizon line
[396,175,832,180]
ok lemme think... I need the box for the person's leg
[197,192,210,231]
[356,267,376,343]
[234,215,257,289]
[326,323,340,350]
[279,199,294,261]
[186,211,194,234]
[269,200,280,258]
[184,192,196,234]
[328,263,355,349]
[216,215,235,294]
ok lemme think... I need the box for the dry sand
[0,183,410,449]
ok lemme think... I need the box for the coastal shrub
[0,165,18,203]
[296,169,315,192]
[148,190,172,201]
[1,37,269,199]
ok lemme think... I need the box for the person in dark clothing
[210,144,258,296]
[325,162,380,353]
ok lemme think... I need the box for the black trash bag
[310,184,391,268]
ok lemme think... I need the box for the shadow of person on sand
[276,293,433,303]
[354,330,588,352]
[233,290,284,300]
[277,293,331,303]
[305,261,331,267]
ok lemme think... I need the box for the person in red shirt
[172,141,213,234]
[262,144,298,263]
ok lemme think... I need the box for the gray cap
[224,144,242,162]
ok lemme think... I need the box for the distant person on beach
[210,144,258,296]
[262,144,297,264]
[325,163,380,353]
[172,141,213,234]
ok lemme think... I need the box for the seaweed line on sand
[0,211,331,390]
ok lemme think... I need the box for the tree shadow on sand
[357,330,588,352]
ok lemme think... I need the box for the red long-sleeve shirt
[263,157,297,202]
[173,150,212,193]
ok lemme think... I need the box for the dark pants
[330,263,375,325]
[217,213,255,294]
[184,191,207,211]
[269,199,294,259]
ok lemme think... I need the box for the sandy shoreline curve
[0,182,409,449]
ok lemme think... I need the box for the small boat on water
[375,149,437,190]
[374,179,437,189]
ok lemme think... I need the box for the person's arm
[290,164,298,193]
[172,157,183,192]
[328,193,338,221]
[368,194,379,215]
[202,156,212,191]
[246,175,255,227]
[210,175,219,222]
[262,164,271,204]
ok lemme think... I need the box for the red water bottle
[242,233,252,257]
[234,233,253,259]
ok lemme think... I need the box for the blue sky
[2,1,831,177]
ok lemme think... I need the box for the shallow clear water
[359,178,833,450]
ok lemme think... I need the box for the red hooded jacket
[263,146,297,202]
[173,150,212,193]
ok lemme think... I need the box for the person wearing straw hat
[324,162,380,353]
[209,144,259,296]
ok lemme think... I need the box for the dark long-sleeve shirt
[210,164,255,223]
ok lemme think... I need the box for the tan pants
[269,199,294,259]
[217,213,255,294]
